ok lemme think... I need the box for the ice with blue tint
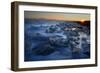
[24,19,90,61]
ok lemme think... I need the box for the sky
[24,11,90,22]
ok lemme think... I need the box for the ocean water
[24,19,90,61]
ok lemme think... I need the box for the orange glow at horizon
[25,11,90,21]
[80,20,85,23]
